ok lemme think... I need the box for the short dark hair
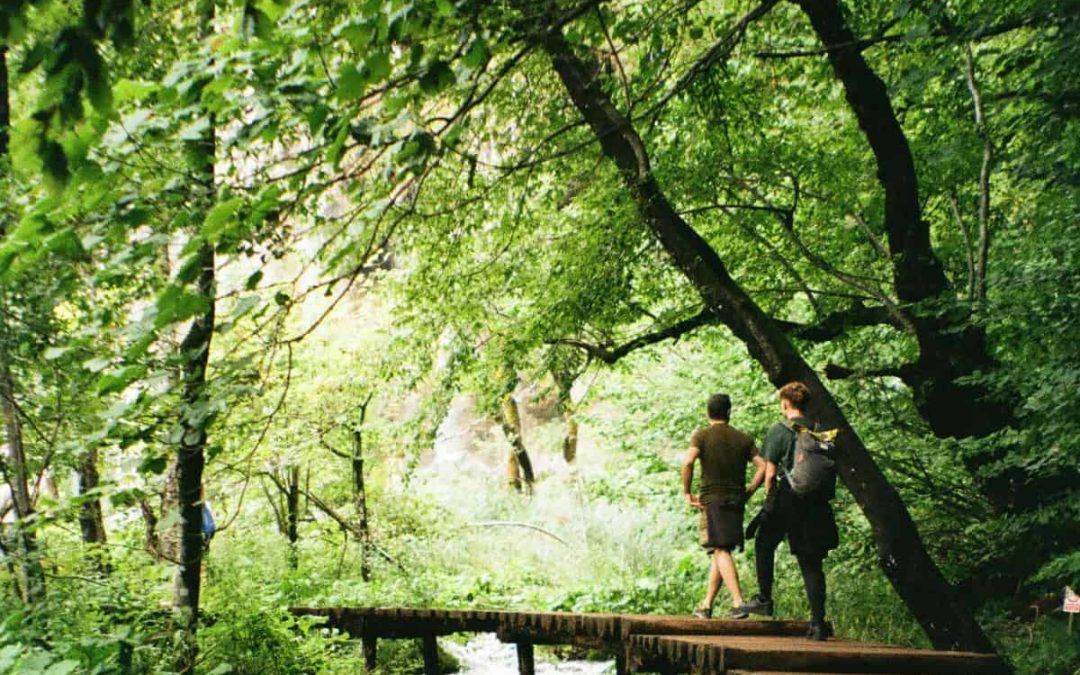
[779,381,811,410]
[707,393,732,420]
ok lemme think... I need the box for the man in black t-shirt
[739,382,838,640]
[681,393,766,619]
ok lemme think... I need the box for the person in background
[682,393,766,619]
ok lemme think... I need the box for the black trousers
[754,498,828,624]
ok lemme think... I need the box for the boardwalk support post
[421,634,438,675]
[516,640,534,675]
[362,634,377,671]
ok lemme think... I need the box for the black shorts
[699,501,745,553]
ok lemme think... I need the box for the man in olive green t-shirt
[681,393,766,619]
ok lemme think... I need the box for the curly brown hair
[779,381,811,410]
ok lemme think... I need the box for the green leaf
[179,116,212,142]
[83,357,111,373]
[155,284,211,329]
[203,197,244,243]
[44,659,80,675]
[419,60,455,94]
[43,228,88,261]
[113,79,158,104]
[245,270,264,290]
[43,346,70,360]
[364,52,391,82]
[337,63,366,100]
[139,454,167,475]
[462,39,489,70]
[96,366,147,395]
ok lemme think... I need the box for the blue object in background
[202,502,216,539]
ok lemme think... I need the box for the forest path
[290,607,1009,674]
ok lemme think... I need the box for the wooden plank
[631,635,1010,675]
[620,615,810,638]
[727,671,882,675]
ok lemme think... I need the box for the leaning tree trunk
[540,27,995,654]
[0,45,45,606]
[173,1,217,669]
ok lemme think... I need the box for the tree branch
[776,304,903,341]
[962,42,993,301]
[550,308,718,364]
[825,362,908,380]
[753,11,1062,59]
[646,0,780,117]
[466,521,568,546]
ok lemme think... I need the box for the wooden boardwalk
[289,607,1009,675]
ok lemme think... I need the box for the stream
[439,634,613,674]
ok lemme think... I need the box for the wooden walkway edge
[288,606,1009,675]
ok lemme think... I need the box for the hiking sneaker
[806,621,833,641]
[691,606,712,619]
[737,595,774,617]
[725,606,749,620]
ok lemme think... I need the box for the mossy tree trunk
[498,394,534,494]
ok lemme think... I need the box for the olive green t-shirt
[690,423,757,506]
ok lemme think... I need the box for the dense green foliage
[0,0,1078,673]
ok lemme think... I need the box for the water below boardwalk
[440,633,613,675]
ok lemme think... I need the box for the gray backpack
[783,422,838,496]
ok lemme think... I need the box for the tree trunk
[791,0,1011,441]
[499,394,534,494]
[0,45,8,157]
[351,429,371,581]
[562,417,578,464]
[174,2,216,669]
[0,524,23,600]
[506,445,522,490]
[173,242,214,670]
[553,368,578,463]
[541,27,995,654]
[285,465,300,569]
[76,448,110,573]
[0,46,45,606]
[0,364,45,604]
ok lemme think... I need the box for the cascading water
[438,634,612,674]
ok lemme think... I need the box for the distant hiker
[740,382,838,640]
[681,393,766,619]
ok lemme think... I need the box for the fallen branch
[467,521,569,546]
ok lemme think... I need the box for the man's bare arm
[681,445,702,507]
[764,460,778,495]
[746,454,766,496]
